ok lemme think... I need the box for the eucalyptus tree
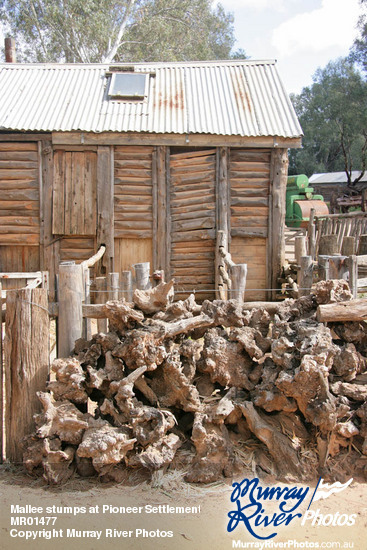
[351,0,367,73]
[289,58,367,184]
[0,0,241,63]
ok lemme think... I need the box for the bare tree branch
[29,1,48,59]
[103,0,136,64]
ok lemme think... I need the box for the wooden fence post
[108,272,120,300]
[308,208,316,260]
[299,256,313,296]
[295,236,307,266]
[358,234,367,255]
[348,255,358,299]
[341,236,356,256]
[319,255,348,281]
[5,287,49,463]
[319,235,339,256]
[230,264,247,303]
[318,256,330,281]
[80,245,106,338]
[134,262,151,290]
[121,271,133,301]
[96,277,108,333]
[82,265,91,340]
[58,262,83,357]
[328,256,349,280]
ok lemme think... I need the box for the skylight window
[108,72,148,99]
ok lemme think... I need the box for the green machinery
[285,174,329,228]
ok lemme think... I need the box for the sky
[219,0,363,94]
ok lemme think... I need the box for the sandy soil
[0,465,366,550]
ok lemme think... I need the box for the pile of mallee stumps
[24,279,367,485]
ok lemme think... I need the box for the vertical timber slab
[295,236,307,266]
[165,147,172,280]
[108,272,120,300]
[348,255,358,299]
[121,271,133,302]
[299,256,313,297]
[58,263,83,358]
[41,140,59,301]
[152,147,158,271]
[97,146,114,275]
[0,282,2,463]
[96,276,108,333]
[82,266,92,340]
[155,146,168,275]
[5,288,49,463]
[230,263,247,302]
[216,147,230,235]
[267,168,273,301]
[215,147,230,296]
[270,148,288,298]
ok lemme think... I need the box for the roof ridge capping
[0,59,277,69]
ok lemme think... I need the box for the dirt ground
[0,465,366,550]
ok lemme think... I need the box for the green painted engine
[286,174,329,228]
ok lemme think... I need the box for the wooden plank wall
[0,142,40,289]
[170,149,216,300]
[114,146,154,274]
[115,238,153,273]
[230,237,267,300]
[60,237,96,263]
[229,149,271,300]
[0,142,40,246]
[52,149,97,235]
[0,246,40,291]
[0,141,277,302]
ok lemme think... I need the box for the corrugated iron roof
[0,60,302,138]
[310,171,367,184]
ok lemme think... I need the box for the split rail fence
[290,210,367,297]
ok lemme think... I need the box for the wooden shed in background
[310,171,367,204]
[0,60,302,301]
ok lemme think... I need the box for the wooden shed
[0,60,302,300]
[310,171,367,204]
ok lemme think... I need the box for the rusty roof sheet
[0,60,302,138]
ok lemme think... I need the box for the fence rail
[308,210,367,259]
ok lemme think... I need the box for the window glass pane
[109,73,147,98]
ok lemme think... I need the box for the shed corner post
[154,146,169,276]
[40,139,59,301]
[96,145,114,276]
[215,146,230,299]
[270,148,288,299]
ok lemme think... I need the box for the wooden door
[52,149,97,236]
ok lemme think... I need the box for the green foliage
[289,58,367,183]
[0,0,242,63]
[350,0,367,73]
